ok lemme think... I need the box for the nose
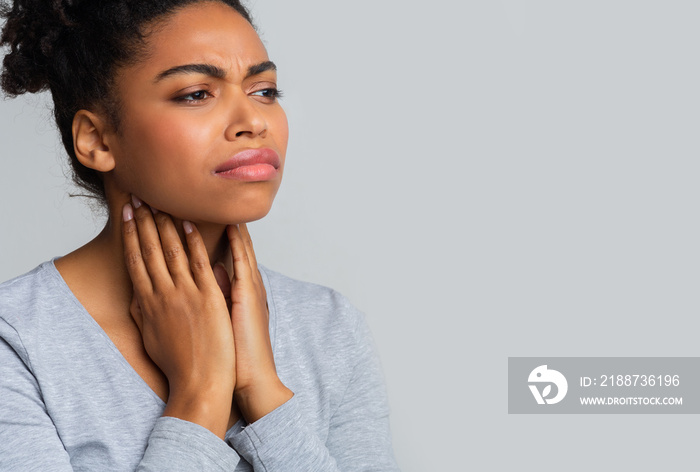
[224,93,268,141]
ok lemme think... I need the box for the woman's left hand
[213,223,293,423]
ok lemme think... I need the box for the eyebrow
[154,60,277,83]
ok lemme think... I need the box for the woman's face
[107,1,288,225]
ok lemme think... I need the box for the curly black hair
[0,0,253,202]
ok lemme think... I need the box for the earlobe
[72,110,116,172]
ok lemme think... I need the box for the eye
[251,87,283,102]
[174,89,212,103]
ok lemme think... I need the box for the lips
[214,148,281,181]
[214,148,281,173]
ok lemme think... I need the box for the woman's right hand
[121,196,236,439]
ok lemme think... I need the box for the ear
[72,110,116,172]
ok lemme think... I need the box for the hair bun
[1,0,77,95]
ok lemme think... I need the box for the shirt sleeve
[227,312,401,471]
[137,417,241,471]
[0,318,241,471]
[0,321,74,470]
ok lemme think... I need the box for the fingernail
[131,195,142,209]
[183,220,193,234]
[123,204,134,222]
[150,206,159,215]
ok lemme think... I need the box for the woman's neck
[54,194,231,319]
[99,210,230,263]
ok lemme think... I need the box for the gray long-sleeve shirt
[0,261,399,471]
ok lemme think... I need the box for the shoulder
[0,261,76,356]
[0,262,50,364]
[0,261,67,323]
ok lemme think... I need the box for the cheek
[116,112,216,183]
[130,112,215,161]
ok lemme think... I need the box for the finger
[213,263,232,295]
[227,225,252,282]
[182,220,218,289]
[131,196,172,289]
[238,224,260,272]
[213,263,233,311]
[122,203,153,294]
[239,224,266,297]
[151,211,191,284]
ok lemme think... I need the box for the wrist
[235,378,293,423]
[164,381,234,439]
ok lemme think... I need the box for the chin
[194,199,277,226]
[228,208,271,225]
[145,182,280,226]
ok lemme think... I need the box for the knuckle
[191,259,208,272]
[141,242,160,258]
[125,250,143,268]
[163,245,181,262]
[232,253,248,264]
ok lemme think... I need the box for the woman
[0,0,399,470]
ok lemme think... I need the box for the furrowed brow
[154,63,227,83]
[245,61,277,79]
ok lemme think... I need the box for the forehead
[126,2,269,79]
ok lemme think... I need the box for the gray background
[1,0,699,470]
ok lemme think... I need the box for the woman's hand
[122,197,236,439]
[213,224,293,423]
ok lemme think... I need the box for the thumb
[130,296,143,333]
[213,263,232,310]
